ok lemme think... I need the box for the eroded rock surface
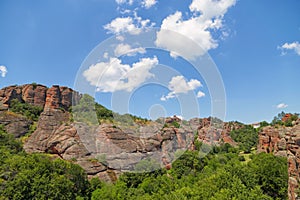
[258,119,300,200]
[0,84,81,110]
[0,111,32,138]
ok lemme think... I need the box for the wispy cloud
[142,0,157,9]
[197,91,205,98]
[115,0,134,5]
[114,43,146,57]
[0,65,7,77]
[278,41,300,56]
[276,103,288,109]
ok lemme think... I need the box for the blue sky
[0,0,299,123]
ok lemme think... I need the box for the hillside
[0,83,299,199]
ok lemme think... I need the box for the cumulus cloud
[156,0,236,60]
[278,41,300,56]
[0,65,7,77]
[142,0,157,9]
[83,57,158,92]
[114,43,146,57]
[104,13,154,35]
[160,75,204,101]
[276,103,288,109]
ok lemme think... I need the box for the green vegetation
[9,99,43,121]
[0,126,90,200]
[271,111,299,127]
[0,124,289,199]
[91,146,288,200]
[230,125,258,153]
[71,94,148,126]
[163,120,181,128]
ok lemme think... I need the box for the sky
[0,0,299,123]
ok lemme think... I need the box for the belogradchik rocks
[0,84,240,181]
[0,84,81,110]
[23,113,240,181]
[258,119,300,200]
[1,84,299,199]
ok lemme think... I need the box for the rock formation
[0,84,81,110]
[3,84,298,199]
[258,120,300,200]
[0,111,32,138]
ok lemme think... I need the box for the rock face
[0,84,239,181]
[24,113,196,180]
[194,117,239,147]
[9,84,296,193]
[23,109,112,180]
[258,120,300,200]
[0,111,32,138]
[0,83,81,139]
[0,84,81,110]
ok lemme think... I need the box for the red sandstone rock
[0,84,80,111]
[258,124,300,200]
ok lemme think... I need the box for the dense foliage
[0,127,90,200]
[9,99,43,121]
[91,147,288,200]
[229,125,258,153]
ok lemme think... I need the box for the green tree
[9,99,43,121]
[0,153,89,199]
[229,125,258,153]
[248,153,288,199]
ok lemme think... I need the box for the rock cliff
[258,120,300,200]
[2,83,298,199]
[0,84,239,181]
[0,84,81,110]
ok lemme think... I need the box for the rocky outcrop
[0,84,81,110]
[24,113,196,179]
[258,119,300,200]
[23,109,110,179]
[0,84,239,182]
[0,111,32,138]
[194,117,239,146]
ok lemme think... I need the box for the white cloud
[279,41,300,56]
[197,91,205,98]
[160,75,204,101]
[169,76,202,94]
[142,0,157,9]
[116,35,125,41]
[0,65,7,77]
[156,0,236,60]
[83,57,158,92]
[103,52,109,59]
[189,0,236,20]
[277,103,288,109]
[114,43,146,57]
[104,14,154,35]
[115,0,134,5]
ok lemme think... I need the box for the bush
[9,99,43,121]
[229,125,258,153]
